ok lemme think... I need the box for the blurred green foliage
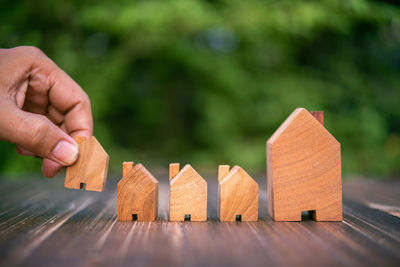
[0,0,400,177]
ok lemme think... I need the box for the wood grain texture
[117,162,158,221]
[169,163,207,221]
[218,165,258,221]
[267,108,342,221]
[169,163,179,181]
[65,136,109,192]
[75,136,86,145]
[0,177,399,267]
[122,161,134,178]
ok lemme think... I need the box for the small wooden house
[218,165,258,222]
[65,136,109,192]
[117,162,158,221]
[169,163,207,221]
[267,108,342,221]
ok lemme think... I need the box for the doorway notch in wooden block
[117,162,159,221]
[267,108,342,221]
[65,136,109,192]
[218,165,258,222]
[169,163,207,222]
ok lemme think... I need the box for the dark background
[0,0,399,178]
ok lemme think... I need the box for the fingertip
[50,140,79,166]
[42,159,63,178]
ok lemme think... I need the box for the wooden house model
[65,136,109,192]
[117,162,158,221]
[267,108,342,221]
[169,163,207,221]
[218,165,258,222]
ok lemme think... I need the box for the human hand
[0,46,93,177]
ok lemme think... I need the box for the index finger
[28,51,93,138]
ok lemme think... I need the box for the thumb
[0,102,79,166]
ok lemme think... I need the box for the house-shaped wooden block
[117,162,159,221]
[65,136,109,192]
[169,163,207,221]
[218,165,258,222]
[267,108,342,221]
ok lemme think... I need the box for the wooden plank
[0,177,398,267]
[343,179,400,216]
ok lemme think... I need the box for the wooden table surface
[0,174,399,267]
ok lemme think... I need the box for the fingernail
[51,141,79,165]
